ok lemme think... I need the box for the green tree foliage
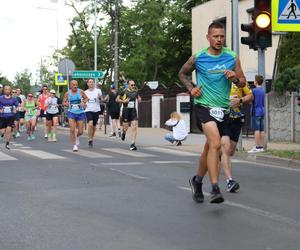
[0,73,12,86]
[274,33,300,93]
[61,0,210,87]
[13,69,32,95]
[274,64,300,93]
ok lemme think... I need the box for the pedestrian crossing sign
[272,0,300,31]
[55,73,68,86]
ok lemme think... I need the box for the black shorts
[85,111,100,126]
[46,113,59,121]
[15,112,20,121]
[194,104,229,137]
[0,116,15,129]
[224,118,243,142]
[122,108,138,123]
[40,110,46,118]
[18,111,25,119]
[109,110,120,120]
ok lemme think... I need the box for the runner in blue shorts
[63,80,88,152]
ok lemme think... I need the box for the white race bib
[128,101,135,108]
[209,107,225,122]
[3,106,12,113]
[88,98,96,104]
[71,104,80,111]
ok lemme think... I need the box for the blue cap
[110,84,115,89]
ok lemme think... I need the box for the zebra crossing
[0,142,199,162]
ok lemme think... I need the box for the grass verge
[266,150,300,160]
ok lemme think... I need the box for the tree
[0,73,12,86]
[14,69,32,95]
[274,64,300,93]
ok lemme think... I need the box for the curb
[235,152,300,169]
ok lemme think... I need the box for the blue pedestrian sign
[272,0,300,31]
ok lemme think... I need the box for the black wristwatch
[233,78,240,84]
[239,98,243,104]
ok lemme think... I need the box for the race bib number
[48,105,58,112]
[71,104,80,110]
[209,107,225,122]
[128,101,135,108]
[3,106,12,113]
[88,98,96,104]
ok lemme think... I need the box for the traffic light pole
[257,48,268,148]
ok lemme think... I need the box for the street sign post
[54,73,67,86]
[72,71,105,79]
[272,0,300,31]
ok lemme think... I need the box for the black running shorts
[224,118,243,142]
[122,108,138,123]
[194,104,229,137]
[0,116,15,129]
[85,111,100,126]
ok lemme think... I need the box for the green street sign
[72,70,105,79]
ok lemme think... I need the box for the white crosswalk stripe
[102,148,157,158]
[63,149,112,158]
[14,150,66,160]
[0,151,17,161]
[144,147,199,157]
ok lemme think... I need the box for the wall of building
[192,0,280,80]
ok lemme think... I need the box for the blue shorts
[67,111,86,122]
[252,116,264,131]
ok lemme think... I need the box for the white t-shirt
[165,119,188,140]
[45,97,59,114]
[84,88,102,112]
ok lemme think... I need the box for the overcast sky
[0,0,80,82]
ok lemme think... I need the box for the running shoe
[129,143,137,150]
[88,140,93,147]
[52,133,57,142]
[73,145,79,152]
[31,134,36,140]
[5,142,10,150]
[118,131,122,138]
[109,133,116,137]
[210,184,224,204]
[189,176,204,203]
[227,179,240,193]
[175,141,182,146]
[248,146,263,153]
[27,136,32,141]
[44,134,48,139]
[121,132,126,141]
[76,137,80,146]
[16,132,20,138]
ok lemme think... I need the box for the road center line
[177,186,300,228]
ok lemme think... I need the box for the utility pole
[94,0,98,84]
[232,0,243,151]
[114,0,120,90]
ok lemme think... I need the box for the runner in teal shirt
[179,21,246,204]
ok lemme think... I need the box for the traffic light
[254,0,272,49]
[241,20,255,50]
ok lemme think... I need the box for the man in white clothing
[84,79,102,147]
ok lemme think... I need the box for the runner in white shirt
[45,90,60,142]
[84,79,102,147]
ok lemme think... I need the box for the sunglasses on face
[12,91,16,93]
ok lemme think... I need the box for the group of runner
[0,84,61,149]
[0,79,142,152]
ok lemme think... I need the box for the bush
[274,64,300,93]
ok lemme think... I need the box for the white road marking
[20,147,32,149]
[102,148,156,158]
[15,150,66,160]
[109,168,151,180]
[177,186,300,228]
[12,143,23,147]
[101,162,144,166]
[0,151,17,161]
[145,147,199,156]
[152,161,193,164]
[63,149,112,158]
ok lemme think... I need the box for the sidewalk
[94,127,300,168]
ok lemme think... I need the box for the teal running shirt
[194,47,237,108]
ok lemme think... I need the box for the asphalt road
[0,128,299,250]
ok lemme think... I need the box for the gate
[138,99,152,127]
[160,97,176,128]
